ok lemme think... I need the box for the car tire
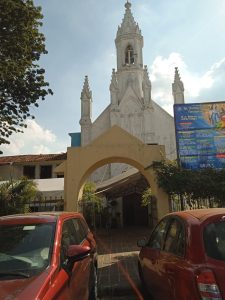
[89,265,98,300]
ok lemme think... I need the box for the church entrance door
[123,193,148,226]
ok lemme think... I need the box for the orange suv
[0,212,97,300]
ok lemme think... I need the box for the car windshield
[204,221,225,261]
[0,222,55,279]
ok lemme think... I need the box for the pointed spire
[143,65,152,107]
[115,1,143,70]
[80,75,92,146]
[110,69,119,109]
[80,75,92,122]
[143,65,151,88]
[125,1,131,10]
[172,67,184,104]
[110,68,118,92]
[81,75,92,100]
[117,1,141,37]
[174,67,182,83]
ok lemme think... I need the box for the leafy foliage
[141,187,152,206]
[0,0,53,145]
[0,177,41,216]
[80,182,103,229]
[152,160,225,210]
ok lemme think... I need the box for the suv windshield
[204,221,225,261]
[0,222,55,279]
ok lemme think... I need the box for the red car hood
[0,269,52,300]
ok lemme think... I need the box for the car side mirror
[137,238,147,248]
[67,245,91,263]
[62,245,91,279]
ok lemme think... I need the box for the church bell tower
[110,1,154,143]
[115,1,144,71]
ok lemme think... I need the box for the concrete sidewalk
[95,227,151,300]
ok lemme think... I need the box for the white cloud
[2,54,224,156]
[150,53,184,109]
[25,119,56,143]
[1,120,66,155]
[218,0,225,16]
[150,53,225,114]
[33,144,53,154]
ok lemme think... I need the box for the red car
[0,212,97,300]
[138,208,225,300]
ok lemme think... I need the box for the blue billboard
[174,102,225,169]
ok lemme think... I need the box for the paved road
[95,227,151,300]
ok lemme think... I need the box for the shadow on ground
[95,227,152,299]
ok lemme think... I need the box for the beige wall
[61,126,170,221]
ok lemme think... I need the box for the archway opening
[62,125,169,226]
[78,161,156,230]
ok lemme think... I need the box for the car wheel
[89,265,98,300]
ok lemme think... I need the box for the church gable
[117,86,144,139]
[119,85,142,114]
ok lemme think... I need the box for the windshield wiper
[0,271,30,278]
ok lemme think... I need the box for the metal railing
[0,196,64,216]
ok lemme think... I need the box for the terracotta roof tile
[0,153,67,166]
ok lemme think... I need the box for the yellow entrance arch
[57,126,170,221]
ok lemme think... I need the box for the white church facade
[70,1,185,184]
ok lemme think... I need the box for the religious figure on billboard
[209,104,220,126]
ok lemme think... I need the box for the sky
[2,0,225,156]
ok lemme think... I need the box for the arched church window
[125,45,135,65]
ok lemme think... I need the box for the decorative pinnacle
[174,67,181,82]
[117,0,141,37]
[81,75,92,99]
[173,67,184,94]
[110,68,118,91]
[83,75,89,89]
[125,1,131,9]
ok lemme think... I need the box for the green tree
[0,0,53,146]
[213,168,225,207]
[141,187,152,206]
[0,177,41,216]
[80,182,103,229]
[152,160,225,210]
